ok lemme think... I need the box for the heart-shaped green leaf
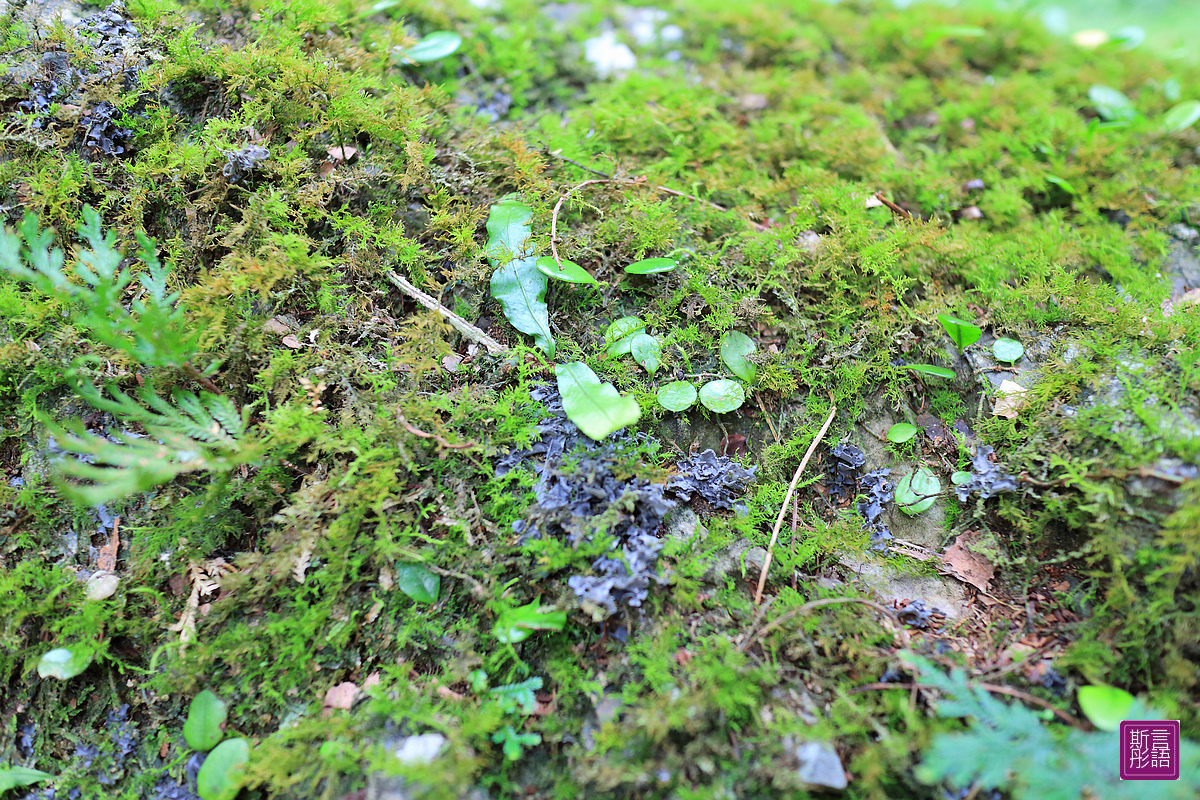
[604,316,646,356]
[656,381,697,412]
[402,31,462,63]
[1163,100,1200,132]
[37,647,92,680]
[197,738,250,800]
[630,333,661,376]
[992,337,1024,363]
[487,198,554,356]
[1077,685,1135,732]
[624,257,677,274]
[937,314,982,351]
[0,767,56,793]
[887,423,919,443]
[896,467,940,516]
[184,690,228,752]
[394,562,440,604]
[719,330,756,382]
[556,361,640,440]
[535,256,599,286]
[698,379,745,413]
[905,364,955,380]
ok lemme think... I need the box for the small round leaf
[630,333,661,376]
[1077,685,1135,732]
[719,330,757,382]
[37,647,92,680]
[992,337,1024,363]
[535,256,599,286]
[886,423,919,443]
[698,380,745,413]
[184,690,228,752]
[624,257,677,274]
[656,381,697,412]
[895,467,940,516]
[197,738,250,800]
[950,471,973,486]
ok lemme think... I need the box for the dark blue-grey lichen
[827,444,893,549]
[222,145,271,182]
[954,445,1019,501]
[499,386,755,618]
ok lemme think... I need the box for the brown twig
[754,392,781,443]
[385,270,509,356]
[397,412,476,451]
[848,681,1087,729]
[739,596,906,652]
[873,191,913,220]
[753,397,837,604]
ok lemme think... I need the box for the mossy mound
[0,1,1197,798]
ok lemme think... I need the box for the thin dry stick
[385,270,509,356]
[397,412,476,450]
[754,392,780,443]
[738,596,904,653]
[753,399,837,605]
[847,682,1087,729]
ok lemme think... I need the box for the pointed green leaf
[184,690,228,752]
[402,32,462,63]
[1078,685,1135,732]
[896,467,940,516]
[555,361,640,440]
[197,738,250,800]
[992,337,1024,363]
[1089,85,1137,122]
[905,364,956,380]
[493,600,567,644]
[630,333,661,376]
[1163,100,1200,132]
[936,314,982,351]
[624,257,678,274]
[657,381,697,412]
[887,423,919,443]
[719,330,757,382]
[394,562,440,604]
[37,647,92,680]
[698,380,745,413]
[604,316,646,356]
[535,256,599,286]
[487,199,554,356]
[1045,175,1076,196]
[0,767,56,793]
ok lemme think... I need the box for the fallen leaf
[363,672,382,691]
[436,685,465,701]
[281,334,303,349]
[992,379,1028,419]
[941,530,995,592]
[326,144,358,162]
[442,354,463,373]
[324,682,359,710]
[97,523,120,571]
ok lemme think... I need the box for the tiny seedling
[630,333,661,375]
[394,562,440,604]
[604,316,646,356]
[937,314,982,351]
[492,726,541,761]
[886,422,918,443]
[556,361,641,441]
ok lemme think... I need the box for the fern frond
[44,380,258,505]
[0,207,199,368]
[908,652,1200,799]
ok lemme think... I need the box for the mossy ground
[0,0,1198,798]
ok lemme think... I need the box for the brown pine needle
[753,398,836,605]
